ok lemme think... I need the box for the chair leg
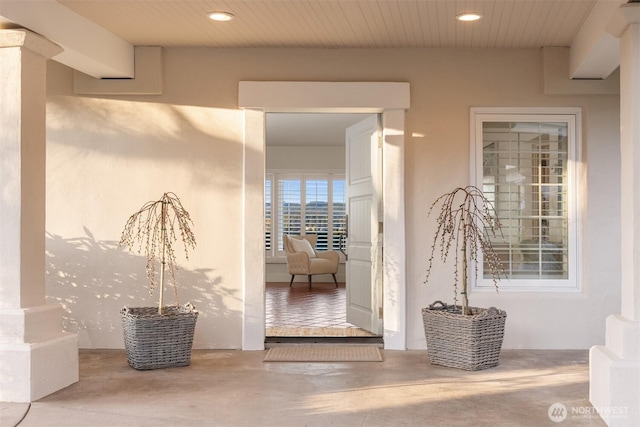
[332,274,338,288]
[289,275,295,287]
[308,275,312,289]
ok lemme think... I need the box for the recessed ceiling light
[456,12,482,22]
[208,11,235,22]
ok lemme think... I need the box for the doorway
[240,81,409,350]
[264,113,378,339]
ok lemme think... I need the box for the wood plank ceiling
[58,0,598,49]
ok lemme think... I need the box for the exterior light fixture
[456,12,482,22]
[208,11,235,21]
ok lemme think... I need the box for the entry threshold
[265,336,383,347]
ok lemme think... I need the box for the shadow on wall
[47,97,243,192]
[45,227,241,349]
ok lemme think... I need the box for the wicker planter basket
[422,301,507,371]
[121,304,199,370]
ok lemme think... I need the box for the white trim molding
[470,107,583,293]
[240,81,409,350]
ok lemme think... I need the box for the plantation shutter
[265,175,272,254]
[332,178,346,251]
[267,173,346,258]
[482,121,569,280]
[277,178,302,251]
[305,179,329,250]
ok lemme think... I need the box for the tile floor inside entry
[265,282,378,337]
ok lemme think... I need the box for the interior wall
[266,145,345,171]
[45,47,620,350]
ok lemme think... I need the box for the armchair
[283,235,340,289]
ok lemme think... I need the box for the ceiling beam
[0,0,133,78]
[569,0,625,79]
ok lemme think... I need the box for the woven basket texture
[121,305,198,370]
[422,302,506,371]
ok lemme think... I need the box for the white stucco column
[590,4,640,426]
[0,29,78,402]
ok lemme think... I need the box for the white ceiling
[266,113,374,146]
[1,0,626,146]
[54,0,597,49]
[1,1,626,78]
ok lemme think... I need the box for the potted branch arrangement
[119,192,198,370]
[422,186,507,371]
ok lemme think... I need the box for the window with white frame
[471,108,581,291]
[265,172,346,258]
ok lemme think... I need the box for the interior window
[265,174,272,253]
[265,173,345,258]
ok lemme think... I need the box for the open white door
[344,115,383,335]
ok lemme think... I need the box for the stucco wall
[45,47,620,350]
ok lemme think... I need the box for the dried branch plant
[424,186,504,315]
[120,192,196,314]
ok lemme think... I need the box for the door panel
[345,115,382,335]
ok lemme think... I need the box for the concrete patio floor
[1,349,605,426]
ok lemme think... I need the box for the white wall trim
[240,81,410,350]
[239,81,409,112]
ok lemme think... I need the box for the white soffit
[569,0,625,79]
[0,0,133,78]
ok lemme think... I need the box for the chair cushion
[290,237,316,259]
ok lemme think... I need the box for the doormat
[264,346,383,362]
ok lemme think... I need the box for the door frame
[239,81,409,350]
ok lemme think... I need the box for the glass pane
[265,178,271,252]
[332,179,346,250]
[482,121,569,280]
[278,179,301,251]
[305,180,329,250]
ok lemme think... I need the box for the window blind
[332,179,346,251]
[277,178,302,251]
[265,175,272,252]
[305,179,329,250]
[482,121,569,280]
[267,173,346,257]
